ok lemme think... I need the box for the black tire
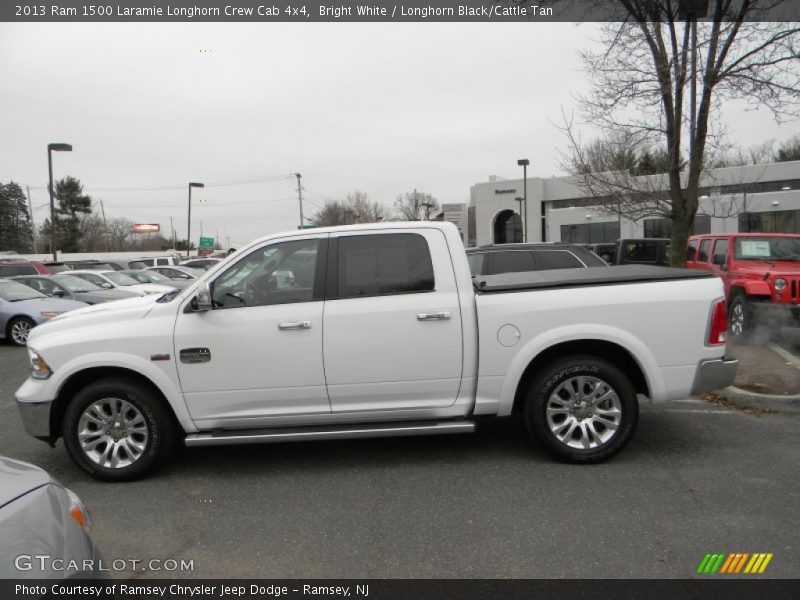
[63,378,176,482]
[728,293,752,341]
[6,316,35,347]
[523,355,638,463]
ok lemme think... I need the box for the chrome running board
[184,420,475,447]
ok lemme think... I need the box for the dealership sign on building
[441,203,467,243]
[132,223,160,233]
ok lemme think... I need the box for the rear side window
[335,234,434,299]
[488,251,536,275]
[698,239,712,262]
[157,258,168,266]
[533,250,584,270]
[622,242,657,262]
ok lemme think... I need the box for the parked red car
[686,233,800,337]
[0,261,52,277]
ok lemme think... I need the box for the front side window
[713,239,729,264]
[102,272,140,286]
[76,272,106,287]
[467,253,485,276]
[698,239,712,262]
[334,234,434,299]
[211,238,320,309]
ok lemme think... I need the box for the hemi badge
[150,353,171,361]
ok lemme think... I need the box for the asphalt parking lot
[1,344,799,579]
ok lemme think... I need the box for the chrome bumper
[692,357,738,394]
[16,398,53,439]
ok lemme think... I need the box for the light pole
[515,197,525,243]
[47,143,72,260]
[187,182,204,258]
[517,159,529,243]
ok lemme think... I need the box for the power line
[27,174,292,193]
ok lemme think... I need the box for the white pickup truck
[16,222,736,481]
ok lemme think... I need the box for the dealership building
[468,160,800,248]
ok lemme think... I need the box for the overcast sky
[1,22,794,246]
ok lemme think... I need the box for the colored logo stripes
[697,553,773,574]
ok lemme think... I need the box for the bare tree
[310,191,389,227]
[394,191,440,221]
[78,213,107,252]
[107,218,134,251]
[561,1,800,266]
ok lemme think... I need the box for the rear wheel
[63,378,176,481]
[524,356,638,462]
[7,317,35,347]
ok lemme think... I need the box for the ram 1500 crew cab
[16,222,737,481]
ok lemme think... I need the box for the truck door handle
[278,321,312,330]
[417,312,451,321]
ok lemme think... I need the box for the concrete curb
[720,385,800,414]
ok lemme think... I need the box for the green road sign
[199,236,215,248]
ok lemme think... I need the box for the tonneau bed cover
[474,265,715,293]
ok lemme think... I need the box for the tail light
[707,299,727,346]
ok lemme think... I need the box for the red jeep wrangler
[686,233,800,337]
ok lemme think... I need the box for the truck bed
[473,265,715,293]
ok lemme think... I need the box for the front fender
[49,352,196,434]
[739,280,771,297]
[496,324,663,416]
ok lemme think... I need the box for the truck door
[173,235,330,426]
[322,229,464,412]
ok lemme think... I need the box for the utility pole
[100,199,111,251]
[422,201,433,220]
[26,186,36,254]
[413,188,419,220]
[294,172,304,228]
[170,217,177,250]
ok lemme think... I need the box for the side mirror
[101,282,112,289]
[52,289,66,297]
[193,283,212,312]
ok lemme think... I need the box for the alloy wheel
[77,398,150,469]
[545,375,622,450]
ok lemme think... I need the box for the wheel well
[511,340,650,414]
[50,367,178,440]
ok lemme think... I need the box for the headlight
[27,348,52,379]
[65,488,92,533]
[774,278,787,291]
[39,311,62,319]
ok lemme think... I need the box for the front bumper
[692,357,738,394]
[16,378,55,441]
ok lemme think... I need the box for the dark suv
[466,243,607,276]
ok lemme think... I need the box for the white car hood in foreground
[27,294,163,346]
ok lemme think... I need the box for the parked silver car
[13,275,139,305]
[122,269,193,290]
[0,279,87,346]
[0,456,104,579]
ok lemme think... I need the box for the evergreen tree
[0,182,34,253]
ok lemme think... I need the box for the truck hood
[0,456,52,509]
[735,262,800,277]
[27,294,162,346]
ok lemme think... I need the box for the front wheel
[63,378,176,481]
[7,317,35,347]
[728,295,750,339]
[524,356,638,462]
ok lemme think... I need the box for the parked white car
[68,270,175,296]
[16,222,736,481]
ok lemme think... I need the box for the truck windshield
[734,237,800,261]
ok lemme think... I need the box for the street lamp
[187,182,204,258]
[517,159,529,242]
[47,143,72,260]
[515,197,525,243]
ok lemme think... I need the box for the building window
[560,221,620,243]
[738,210,800,234]
[643,215,711,238]
[493,210,523,244]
